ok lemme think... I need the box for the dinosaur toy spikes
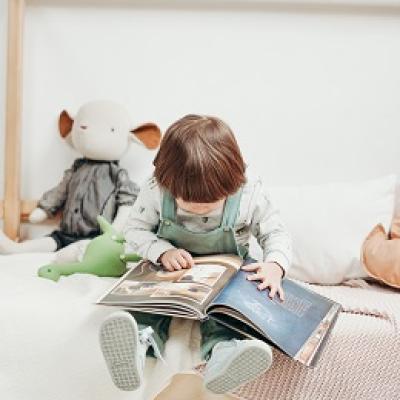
[97,215,117,236]
[38,216,141,282]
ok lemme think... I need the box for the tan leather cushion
[362,223,400,289]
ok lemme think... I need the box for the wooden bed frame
[2,0,58,239]
[2,0,25,240]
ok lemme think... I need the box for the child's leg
[200,319,243,360]
[131,311,172,357]
[0,230,57,254]
[99,311,172,391]
[201,319,273,394]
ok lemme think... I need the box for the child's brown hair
[154,114,246,202]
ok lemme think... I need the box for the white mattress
[4,253,399,400]
[0,253,202,400]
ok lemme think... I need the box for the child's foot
[204,339,273,394]
[99,311,147,391]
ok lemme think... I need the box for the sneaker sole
[205,344,273,394]
[99,311,142,391]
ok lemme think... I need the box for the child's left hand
[241,262,285,301]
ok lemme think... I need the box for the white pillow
[267,175,396,284]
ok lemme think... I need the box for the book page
[97,254,242,319]
[206,268,341,365]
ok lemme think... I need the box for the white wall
[1,1,400,237]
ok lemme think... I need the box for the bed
[1,252,399,400]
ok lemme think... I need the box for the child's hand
[241,262,285,301]
[160,249,194,271]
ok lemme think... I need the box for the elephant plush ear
[131,123,161,150]
[59,110,74,138]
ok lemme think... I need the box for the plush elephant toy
[0,100,161,260]
[38,216,141,281]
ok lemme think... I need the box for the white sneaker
[99,311,156,391]
[204,339,273,394]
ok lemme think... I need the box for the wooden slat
[4,0,25,239]
[0,199,60,223]
[20,199,38,221]
[0,199,37,222]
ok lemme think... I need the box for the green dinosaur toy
[38,216,141,282]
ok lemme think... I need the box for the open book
[97,254,341,366]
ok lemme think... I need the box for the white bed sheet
[0,253,203,400]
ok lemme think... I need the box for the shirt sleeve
[123,177,176,264]
[250,184,293,275]
[115,169,140,207]
[37,167,73,217]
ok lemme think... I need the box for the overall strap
[221,188,243,228]
[161,190,177,222]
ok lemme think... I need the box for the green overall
[130,189,247,360]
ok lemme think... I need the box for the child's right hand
[159,249,194,271]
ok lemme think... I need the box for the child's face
[176,198,226,215]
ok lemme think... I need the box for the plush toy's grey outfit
[38,158,139,250]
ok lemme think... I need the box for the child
[99,114,292,394]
